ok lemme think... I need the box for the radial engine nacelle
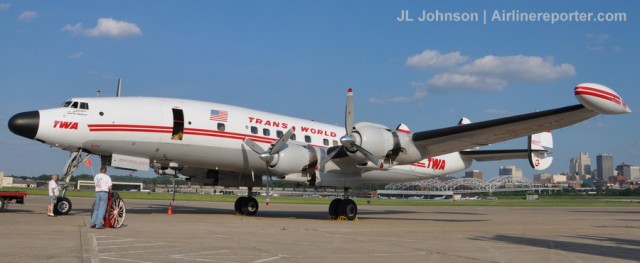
[347,122,422,166]
[266,143,317,176]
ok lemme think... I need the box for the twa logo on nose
[54,120,79,130]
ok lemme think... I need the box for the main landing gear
[328,187,358,221]
[234,187,259,216]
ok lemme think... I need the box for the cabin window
[62,101,72,107]
[79,102,89,110]
[305,135,312,143]
[323,138,329,146]
[263,128,270,137]
[70,101,79,109]
[217,123,225,132]
[276,130,284,138]
[250,126,258,135]
[291,134,296,141]
[171,108,184,141]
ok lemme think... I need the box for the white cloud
[586,33,619,52]
[62,18,142,38]
[368,85,429,105]
[459,55,576,82]
[405,50,468,68]
[18,11,38,22]
[370,50,576,105]
[429,73,507,91]
[69,51,84,59]
[0,3,11,10]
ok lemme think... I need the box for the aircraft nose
[8,111,40,140]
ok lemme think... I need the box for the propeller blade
[353,144,385,169]
[345,88,354,135]
[243,138,265,155]
[269,128,294,154]
[319,146,342,167]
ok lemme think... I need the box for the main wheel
[0,197,6,211]
[107,195,126,228]
[241,196,259,216]
[328,198,342,218]
[54,197,72,215]
[234,196,247,214]
[338,199,357,221]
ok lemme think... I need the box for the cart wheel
[107,196,126,228]
[54,197,72,215]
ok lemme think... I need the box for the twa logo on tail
[53,120,79,130]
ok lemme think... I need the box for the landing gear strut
[55,150,91,215]
[234,187,259,216]
[328,187,358,221]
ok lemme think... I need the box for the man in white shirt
[47,175,59,217]
[89,168,112,229]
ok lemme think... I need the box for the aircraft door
[171,108,184,140]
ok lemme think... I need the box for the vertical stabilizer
[528,131,553,170]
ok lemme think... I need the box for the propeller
[244,128,294,166]
[320,88,384,169]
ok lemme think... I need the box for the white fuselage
[36,97,472,186]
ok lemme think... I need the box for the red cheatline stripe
[575,86,621,101]
[575,90,622,106]
[88,128,172,133]
[87,124,306,145]
[88,124,171,129]
[397,129,411,134]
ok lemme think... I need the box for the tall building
[616,163,640,182]
[578,152,591,180]
[596,154,614,182]
[569,157,579,176]
[499,166,523,178]
[465,170,483,180]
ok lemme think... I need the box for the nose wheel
[54,197,73,215]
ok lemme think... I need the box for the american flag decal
[209,109,228,122]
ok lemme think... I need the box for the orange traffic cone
[167,201,173,215]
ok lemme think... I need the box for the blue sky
[0,1,638,179]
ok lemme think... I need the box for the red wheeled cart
[0,191,27,211]
[91,192,126,228]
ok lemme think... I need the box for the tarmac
[0,195,638,263]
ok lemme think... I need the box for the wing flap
[412,104,596,158]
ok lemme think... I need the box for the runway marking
[89,233,100,263]
[169,250,231,257]
[100,242,168,249]
[97,238,137,243]
[252,255,285,263]
[100,256,155,263]
[99,247,188,256]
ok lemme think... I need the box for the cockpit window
[70,101,79,109]
[79,102,89,110]
[62,101,72,108]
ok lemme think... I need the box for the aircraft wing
[412,104,596,158]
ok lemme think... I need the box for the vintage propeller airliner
[7,82,630,220]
